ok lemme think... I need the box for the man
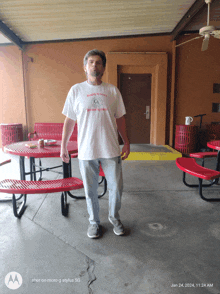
[61,49,130,239]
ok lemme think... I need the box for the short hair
[83,49,106,68]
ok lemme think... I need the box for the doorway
[119,73,152,144]
[107,52,168,145]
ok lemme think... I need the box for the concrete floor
[1,149,220,294]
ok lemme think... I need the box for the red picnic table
[1,140,85,217]
[3,140,78,180]
[2,140,106,218]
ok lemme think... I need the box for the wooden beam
[169,40,176,147]
[0,19,24,50]
[171,0,206,41]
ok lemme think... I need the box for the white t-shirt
[62,81,126,160]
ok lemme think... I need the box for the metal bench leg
[61,192,69,216]
[12,194,27,218]
[198,178,220,202]
[67,176,107,200]
[99,176,104,184]
[98,177,107,198]
[19,156,25,180]
[183,172,214,188]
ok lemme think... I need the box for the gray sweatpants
[79,156,123,225]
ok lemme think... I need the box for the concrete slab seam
[30,218,98,293]
[32,194,49,221]
[86,256,96,294]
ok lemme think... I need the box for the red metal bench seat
[28,122,78,142]
[189,152,218,159]
[0,177,83,218]
[176,157,220,202]
[189,152,218,167]
[0,159,11,166]
[176,157,220,181]
[0,177,83,194]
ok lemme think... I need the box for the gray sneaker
[87,224,100,239]
[108,216,125,236]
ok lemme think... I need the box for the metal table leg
[216,151,220,171]
[13,156,27,218]
[19,156,26,180]
[63,154,72,178]
[213,150,220,184]
[29,157,36,180]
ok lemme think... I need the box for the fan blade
[175,36,203,48]
[201,34,210,51]
[211,30,220,39]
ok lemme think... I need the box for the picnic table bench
[0,159,107,218]
[0,176,84,218]
[28,122,77,141]
[176,157,220,202]
[189,152,218,167]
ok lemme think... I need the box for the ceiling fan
[176,0,220,51]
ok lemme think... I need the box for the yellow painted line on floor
[126,145,182,161]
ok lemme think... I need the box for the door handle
[144,106,150,119]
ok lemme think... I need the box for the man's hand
[116,116,130,160]
[121,143,130,160]
[60,117,76,163]
[60,147,70,163]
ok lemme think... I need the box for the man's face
[84,55,105,79]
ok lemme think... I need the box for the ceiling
[0,0,219,49]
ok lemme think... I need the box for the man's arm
[60,117,76,163]
[116,116,130,160]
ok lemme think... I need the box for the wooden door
[119,74,152,144]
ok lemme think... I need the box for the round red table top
[3,140,78,158]
[207,140,220,151]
